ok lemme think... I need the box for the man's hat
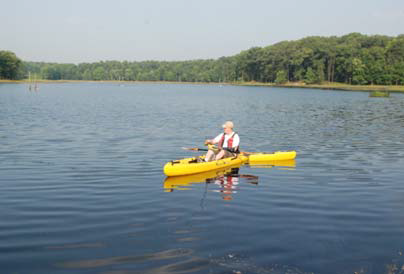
[222,121,234,129]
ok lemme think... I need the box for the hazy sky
[2,0,404,63]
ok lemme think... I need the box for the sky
[2,0,404,63]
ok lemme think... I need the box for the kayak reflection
[207,168,258,201]
[163,159,296,195]
[247,159,296,169]
[163,166,242,192]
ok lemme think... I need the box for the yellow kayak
[164,165,241,191]
[164,155,248,177]
[164,151,296,176]
[164,158,296,191]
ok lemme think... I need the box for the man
[204,121,240,162]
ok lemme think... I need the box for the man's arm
[205,134,222,145]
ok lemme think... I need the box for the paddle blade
[182,147,199,151]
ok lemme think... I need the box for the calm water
[1,83,404,274]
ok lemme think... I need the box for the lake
[1,82,404,274]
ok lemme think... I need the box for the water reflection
[164,159,296,201]
[46,242,105,250]
[207,167,258,201]
[136,257,211,274]
[247,159,296,170]
[58,248,194,269]
[163,166,242,192]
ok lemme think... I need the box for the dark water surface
[1,83,404,274]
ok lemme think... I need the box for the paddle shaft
[182,147,208,151]
[183,147,245,153]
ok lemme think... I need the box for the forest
[1,33,404,85]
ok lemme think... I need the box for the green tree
[0,51,22,79]
[304,67,317,84]
[93,67,106,80]
[275,70,288,84]
[236,47,263,81]
[352,58,367,85]
[41,64,62,80]
[124,68,134,81]
[83,69,92,80]
[314,60,325,83]
[386,36,404,84]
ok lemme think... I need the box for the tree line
[2,33,404,85]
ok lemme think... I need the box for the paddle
[182,147,209,152]
[182,146,255,155]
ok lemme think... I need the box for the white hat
[222,121,234,129]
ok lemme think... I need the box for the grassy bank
[235,81,404,93]
[1,79,404,93]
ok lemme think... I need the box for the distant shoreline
[1,79,403,93]
[236,81,404,93]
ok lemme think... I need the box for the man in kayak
[204,121,240,162]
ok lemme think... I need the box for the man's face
[223,127,232,134]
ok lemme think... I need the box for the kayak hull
[164,151,296,176]
[164,155,248,177]
[164,165,241,191]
